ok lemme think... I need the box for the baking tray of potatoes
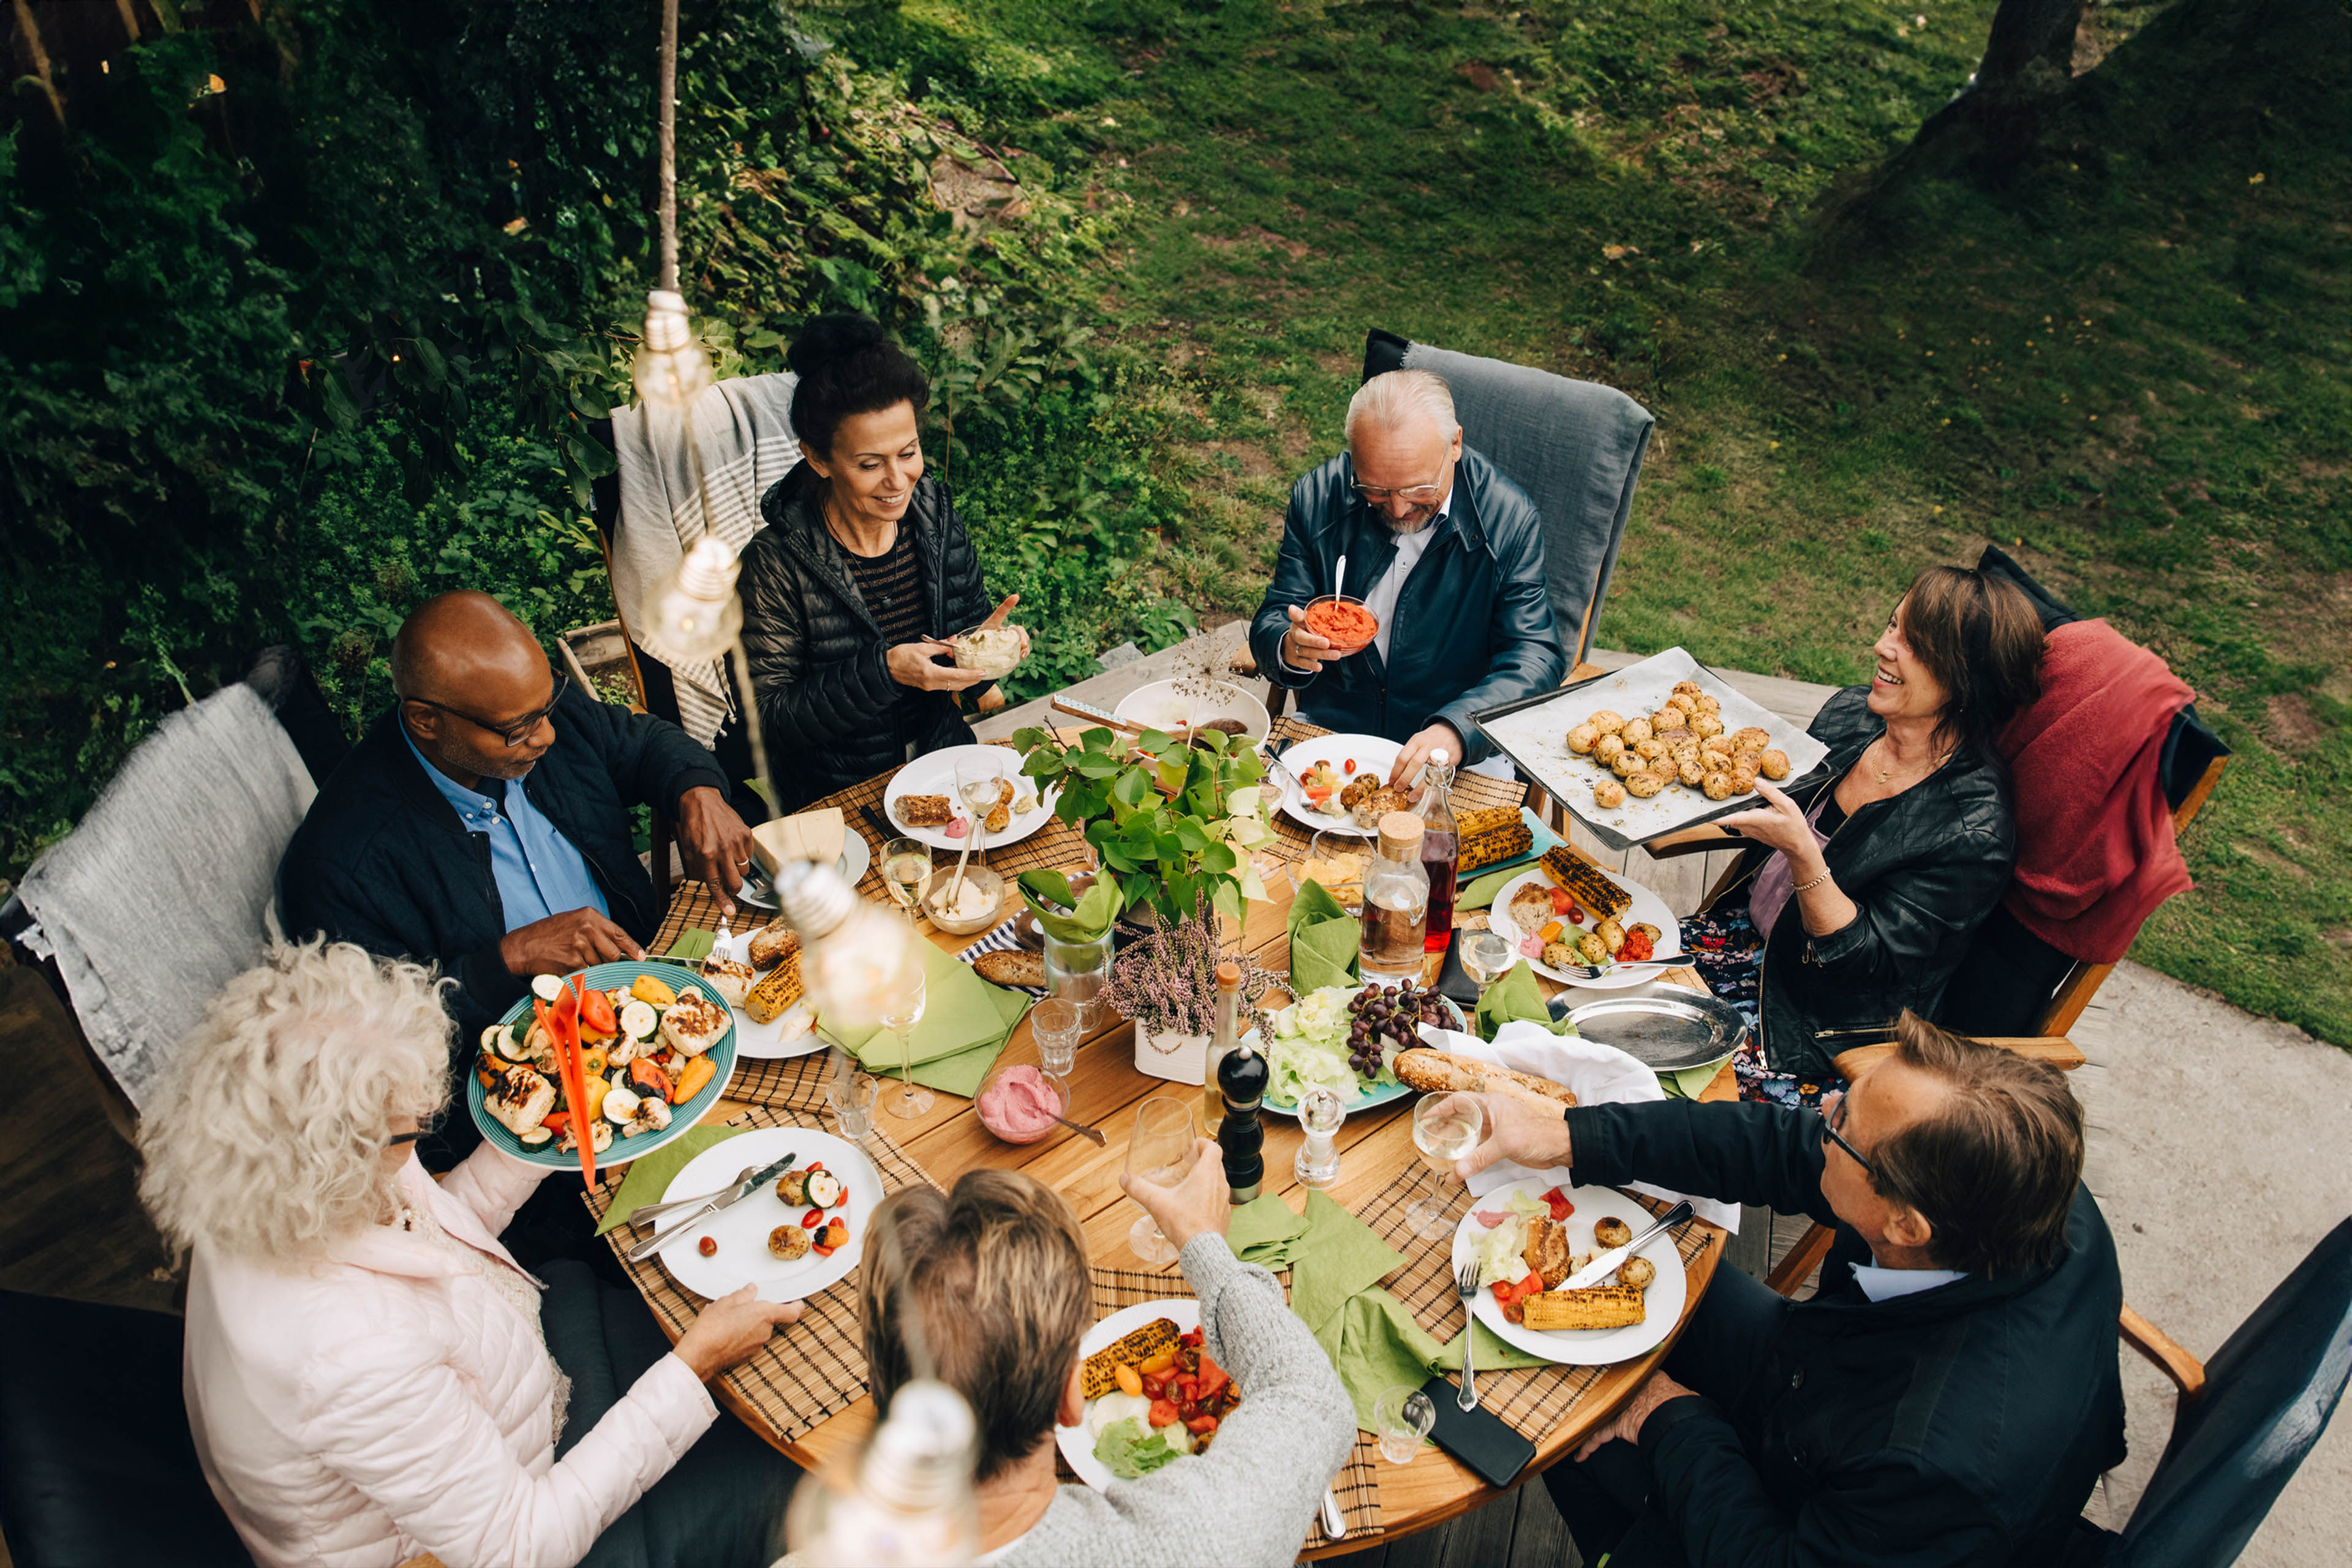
[1472,648,1831,852]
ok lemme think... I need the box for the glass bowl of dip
[921,864,1005,935]
[1300,594,1378,658]
[949,624,1027,680]
[974,1060,1071,1145]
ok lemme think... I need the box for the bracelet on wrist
[1791,868,1834,896]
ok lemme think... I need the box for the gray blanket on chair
[611,374,802,746]
[13,682,315,1109]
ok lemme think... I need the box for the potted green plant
[1009,723,1276,930]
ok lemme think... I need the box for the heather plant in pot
[1099,908,1276,1084]
[1010,723,1275,930]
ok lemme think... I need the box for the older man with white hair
[1249,369,1564,788]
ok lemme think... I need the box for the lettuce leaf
[1093,1416,1184,1479]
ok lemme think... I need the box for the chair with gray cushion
[1360,328,1653,665]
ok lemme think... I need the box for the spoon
[1334,552,1348,602]
[1053,1112,1107,1148]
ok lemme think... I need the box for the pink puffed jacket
[183,1144,717,1568]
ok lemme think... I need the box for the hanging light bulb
[771,861,923,1034]
[632,288,713,411]
[638,533,742,666]
[786,1379,980,1566]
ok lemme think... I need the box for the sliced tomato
[806,1161,824,1173]
[1142,1370,1169,1399]
[1182,1327,1204,1348]
[1147,1399,1180,1429]
[1185,1414,1220,1435]
[577,986,617,1038]
[1195,1352,1228,1403]
[1174,1374,1198,1405]
[541,1110,571,1134]
[1548,886,1573,915]
[1621,930,1656,962]
[1542,1186,1575,1221]
[812,1243,835,1258]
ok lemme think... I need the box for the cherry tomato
[1343,758,1357,774]
[802,1209,826,1229]
[806,1161,824,1173]
[697,1235,718,1257]
[1142,1370,1169,1398]
[812,1243,835,1257]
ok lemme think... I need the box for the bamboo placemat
[583,1102,943,1446]
[1351,1174,1710,1446]
[1080,1264,1383,1543]
[1263,717,1528,861]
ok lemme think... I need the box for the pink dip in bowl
[976,1063,1066,1144]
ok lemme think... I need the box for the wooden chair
[1231,328,1654,719]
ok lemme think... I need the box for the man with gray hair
[1249,370,1564,788]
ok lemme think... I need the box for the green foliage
[1,0,1194,874]
[1011,723,1264,925]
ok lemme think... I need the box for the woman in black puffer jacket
[1696,565,2047,1095]
[739,315,1025,811]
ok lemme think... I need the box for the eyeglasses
[1351,480,1445,505]
[384,1111,446,1149]
[402,671,568,747]
[1820,1089,1875,1177]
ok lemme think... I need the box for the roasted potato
[1690,712,1725,739]
[1626,769,1667,798]
[1593,778,1627,810]
[1651,706,1688,734]
[1589,710,1626,736]
[1593,1216,1634,1250]
[1621,716,1654,745]
[1759,748,1791,781]
[1618,1256,1657,1292]
[1595,733,1626,766]
[1567,722,1600,755]
[1610,748,1644,778]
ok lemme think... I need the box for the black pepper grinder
[1212,962,1268,1204]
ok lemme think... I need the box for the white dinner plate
[1485,869,1681,989]
[706,930,826,1061]
[881,744,1060,853]
[1055,1297,1206,1491]
[1272,733,1403,837]
[648,1127,883,1303]
[1450,1180,1689,1365]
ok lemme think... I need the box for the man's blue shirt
[401,725,608,930]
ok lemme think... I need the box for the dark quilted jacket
[1711,686,2017,1082]
[740,466,995,812]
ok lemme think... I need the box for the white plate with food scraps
[1272,732,1402,837]
[1056,1297,1215,1491]
[1474,647,1831,853]
[882,744,1060,853]
[734,830,870,914]
[1449,1178,1689,1365]
[704,930,826,1061]
[648,1127,883,1303]
[1113,677,1272,747]
[1485,869,1681,990]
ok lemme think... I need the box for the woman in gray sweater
[852,1148,1355,1566]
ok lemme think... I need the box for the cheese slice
[752,807,846,875]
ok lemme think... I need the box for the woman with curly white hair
[140,938,803,1568]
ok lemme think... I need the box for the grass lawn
[862,0,2350,1043]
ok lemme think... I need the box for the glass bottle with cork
[1359,810,1431,981]
[1418,747,1460,951]
[1202,959,1243,1125]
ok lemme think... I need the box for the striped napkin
[954,917,1046,997]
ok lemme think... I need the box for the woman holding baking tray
[1684,564,2046,1101]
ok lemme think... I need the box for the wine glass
[1406,1091,1487,1240]
[1461,930,1513,1023]
[880,838,933,915]
[880,965,931,1120]
[1124,1096,1197,1265]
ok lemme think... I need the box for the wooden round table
[655,859,1730,1555]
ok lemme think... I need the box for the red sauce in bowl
[1303,598,1378,647]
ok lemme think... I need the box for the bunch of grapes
[1344,980,1446,1079]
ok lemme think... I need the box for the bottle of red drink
[1419,748,1460,951]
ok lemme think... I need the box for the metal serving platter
[1553,992,1752,1072]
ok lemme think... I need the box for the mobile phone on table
[1417,1374,1536,1489]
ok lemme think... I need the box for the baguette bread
[1521,1285,1646,1332]
[973,949,1046,989]
[1393,1048,1577,1113]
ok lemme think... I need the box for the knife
[626,1151,799,1262]
[859,803,899,845]
[1556,1201,1694,1292]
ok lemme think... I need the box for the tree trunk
[1913,0,2086,175]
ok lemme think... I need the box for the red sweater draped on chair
[1998,620,2195,963]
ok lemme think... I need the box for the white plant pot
[1133,1024,1213,1086]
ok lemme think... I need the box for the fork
[1560,959,1684,981]
[1455,1257,1483,1411]
[624,1163,766,1227]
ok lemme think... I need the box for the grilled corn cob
[742,951,805,1025]
[1520,1284,1647,1332]
[1080,1317,1183,1398]
[1454,807,1534,873]
[1540,846,1632,922]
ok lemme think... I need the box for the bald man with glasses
[1249,369,1564,790]
[279,592,756,1159]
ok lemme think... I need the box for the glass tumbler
[1373,1385,1436,1464]
[1029,997,1081,1077]
[1042,930,1112,1031]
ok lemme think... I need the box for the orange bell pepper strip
[535,988,596,1189]
[564,977,598,1188]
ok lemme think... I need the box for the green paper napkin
[593,1123,748,1235]
[1229,1194,1314,1266]
[835,940,1029,1072]
[1475,960,1577,1039]
[1287,880,1363,993]
[1662,1050,1737,1101]
[902,1033,1013,1099]
[664,927,716,963]
[1287,1189,1407,1333]
[1314,1288,1450,1433]
[1434,1317,1556,1372]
